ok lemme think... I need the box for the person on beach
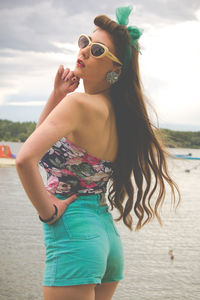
[16,5,180,300]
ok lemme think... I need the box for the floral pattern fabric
[38,137,114,198]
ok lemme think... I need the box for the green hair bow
[115,4,144,75]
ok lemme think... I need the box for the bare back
[65,92,118,163]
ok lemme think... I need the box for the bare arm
[36,65,80,128]
[36,89,64,128]
[16,93,83,223]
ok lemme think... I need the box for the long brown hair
[94,15,181,231]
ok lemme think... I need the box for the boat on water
[173,153,200,160]
[0,145,16,166]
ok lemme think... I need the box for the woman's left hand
[54,65,80,99]
[45,191,78,225]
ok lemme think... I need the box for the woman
[16,5,180,300]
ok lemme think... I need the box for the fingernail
[64,77,68,81]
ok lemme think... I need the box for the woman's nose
[79,45,90,58]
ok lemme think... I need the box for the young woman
[16,5,180,300]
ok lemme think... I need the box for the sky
[0,0,200,131]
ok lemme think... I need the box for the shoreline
[0,158,16,166]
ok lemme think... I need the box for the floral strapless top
[38,137,114,198]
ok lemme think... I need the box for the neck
[83,79,111,96]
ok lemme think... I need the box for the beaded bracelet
[39,204,58,223]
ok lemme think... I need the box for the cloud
[6,101,46,106]
[1,0,199,52]
[0,45,80,106]
[135,0,200,23]
[0,86,19,107]
[0,0,200,129]
[0,1,100,52]
[140,13,200,126]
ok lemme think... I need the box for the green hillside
[157,128,200,149]
[0,119,36,142]
[0,119,200,148]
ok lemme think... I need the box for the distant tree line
[155,128,200,149]
[0,119,200,148]
[0,119,36,142]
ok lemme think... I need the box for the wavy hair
[93,15,181,231]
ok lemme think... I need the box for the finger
[67,81,80,93]
[61,68,70,80]
[71,76,79,82]
[58,65,64,75]
[65,76,79,84]
[64,71,75,82]
[70,80,80,87]
[63,194,78,205]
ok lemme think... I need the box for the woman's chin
[73,67,84,78]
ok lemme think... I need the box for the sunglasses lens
[78,35,89,48]
[91,44,105,57]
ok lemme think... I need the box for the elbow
[16,155,33,168]
[16,156,26,168]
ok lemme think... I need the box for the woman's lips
[76,59,85,68]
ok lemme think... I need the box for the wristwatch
[39,204,58,223]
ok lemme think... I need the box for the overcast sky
[0,0,200,131]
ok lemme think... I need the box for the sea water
[0,142,199,300]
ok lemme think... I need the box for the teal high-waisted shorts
[42,193,124,286]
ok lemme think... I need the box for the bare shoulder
[64,92,86,111]
[61,92,86,119]
[63,92,84,106]
[67,92,110,119]
[64,92,117,161]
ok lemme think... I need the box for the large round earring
[106,71,119,84]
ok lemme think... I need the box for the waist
[55,192,109,213]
